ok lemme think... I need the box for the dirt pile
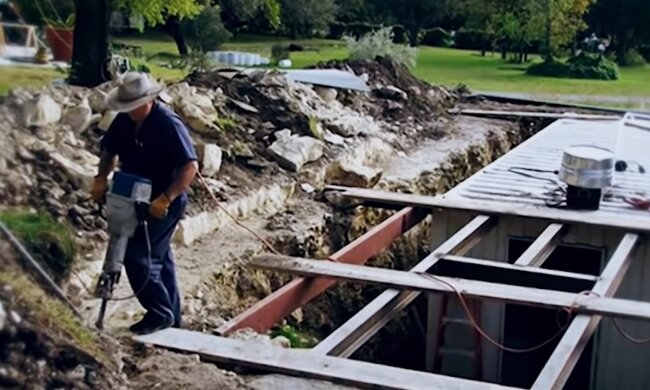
[312,56,463,123]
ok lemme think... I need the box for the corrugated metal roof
[445,118,650,225]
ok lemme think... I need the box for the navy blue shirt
[101,102,198,200]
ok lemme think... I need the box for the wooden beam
[457,109,620,121]
[216,207,429,335]
[311,215,495,357]
[436,255,596,292]
[134,328,522,390]
[514,223,568,267]
[251,253,650,322]
[531,233,640,390]
[326,186,650,232]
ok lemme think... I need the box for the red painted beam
[215,206,429,335]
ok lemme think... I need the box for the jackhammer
[94,172,152,329]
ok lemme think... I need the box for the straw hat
[105,72,164,113]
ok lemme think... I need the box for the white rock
[323,131,345,146]
[22,94,61,127]
[199,144,223,178]
[324,160,383,188]
[63,99,93,133]
[300,183,315,193]
[177,103,218,134]
[48,150,98,189]
[8,310,20,325]
[0,302,6,331]
[314,87,337,103]
[98,111,118,131]
[271,336,292,349]
[88,89,107,113]
[268,130,324,172]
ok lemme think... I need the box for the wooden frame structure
[136,185,647,389]
[0,22,38,55]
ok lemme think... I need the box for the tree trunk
[481,39,487,57]
[408,27,420,47]
[501,42,508,60]
[69,0,109,87]
[164,16,189,56]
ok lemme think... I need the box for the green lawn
[0,67,61,95]
[2,33,650,100]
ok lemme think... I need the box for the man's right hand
[90,176,109,204]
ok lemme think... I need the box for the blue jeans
[124,194,186,327]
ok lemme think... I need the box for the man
[90,72,198,335]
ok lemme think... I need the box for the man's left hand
[149,194,172,219]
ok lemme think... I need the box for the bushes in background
[454,29,491,51]
[618,48,646,67]
[329,22,410,44]
[420,27,453,47]
[182,5,231,52]
[639,45,650,62]
[527,53,619,80]
[344,27,417,68]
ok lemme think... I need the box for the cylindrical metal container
[558,145,615,189]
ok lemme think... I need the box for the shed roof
[444,118,650,228]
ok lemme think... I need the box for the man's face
[127,101,153,123]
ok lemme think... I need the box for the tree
[69,0,110,87]
[542,0,594,60]
[112,0,205,55]
[368,0,449,46]
[587,0,650,62]
[182,5,231,52]
[334,0,368,23]
[219,0,281,36]
[279,0,337,39]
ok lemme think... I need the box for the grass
[0,210,76,281]
[0,270,104,359]
[2,32,650,100]
[0,66,61,95]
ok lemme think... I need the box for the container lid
[563,145,614,162]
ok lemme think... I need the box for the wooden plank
[531,233,640,390]
[311,215,495,357]
[458,109,620,121]
[326,186,650,233]
[251,254,650,322]
[216,207,429,335]
[514,223,567,266]
[134,328,522,390]
[436,255,596,292]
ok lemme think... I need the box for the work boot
[129,315,173,335]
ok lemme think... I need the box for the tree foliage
[279,0,337,38]
[219,0,281,34]
[588,0,650,62]
[113,0,204,27]
[368,0,449,46]
[182,4,231,52]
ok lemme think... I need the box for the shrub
[618,49,646,67]
[182,5,232,53]
[527,53,619,80]
[0,211,76,282]
[420,27,452,47]
[344,27,417,68]
[568,53,619,80]
[12,0,74,25]
[454,29,490,51]
[526,60,570,78]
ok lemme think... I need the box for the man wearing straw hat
[90,72,198,335]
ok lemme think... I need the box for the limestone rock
[197,144,223,177]
[314,86,337,103]
[62,99,93,133]
[375,85,408,101]
[327,116,376,137]
[48,150,98,189]
[325,160,383,188]
[22,94,61,127]
[98,111,118,131]
[88,89,108,113]
[271,336,291,348]
[177,103,218,134]
[268,129,324,172]
[0,301,6,331]
[323,130,345,146]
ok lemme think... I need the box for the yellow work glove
[90,176,109,204]
[148,194,172,219]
